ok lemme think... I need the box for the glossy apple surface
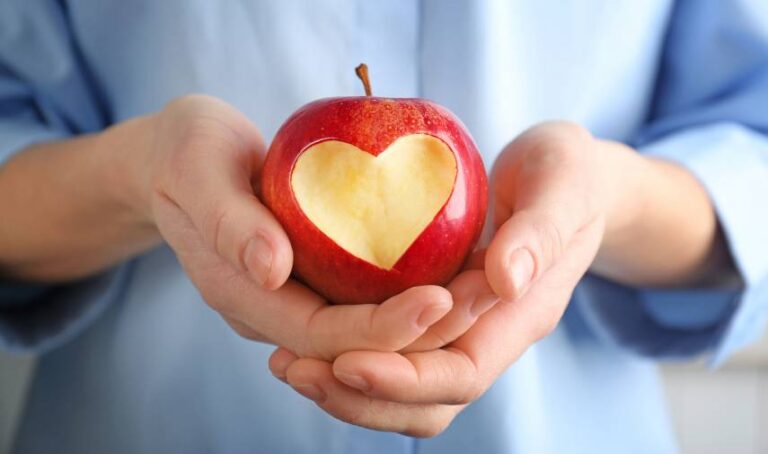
[262,96,487,305]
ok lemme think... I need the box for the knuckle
[404,414,452,438]
[225,318,259,341]
[195,274,230,309]
[181,118,247,161]
[232,325,256,340]
[372,332,403,352]
[541,120,593,144]
[200,273,248,314]
[404,426,439,439]
[531,310,560,341]
[163,93,218,114]
[159,125,234,195]
[533,121,593,153]
[516,121,595,171]
[339,397,377,429]
[459,381,485,405]
[161,138,195,191]
[531,214,565,268]
[202,202,260,269]
[436,360,464,398]
[302,306,331,359]
[202,202,232,256]
[367,307,404,352]
[442,348,483,404]
[514,211,564,272]
[166,116,249,168]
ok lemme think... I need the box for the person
[1,1,767,453]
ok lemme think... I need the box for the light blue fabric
[2,0,768,453]
[640,125,768,366]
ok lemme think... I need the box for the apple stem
[355,63,373,96]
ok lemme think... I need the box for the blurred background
[3,332,768,454]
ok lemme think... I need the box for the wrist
[596,140,648,248]
[98,113,159,231]
[590,140,729,286]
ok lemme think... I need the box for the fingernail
[470,294,499,318]
[335,372,371,392]
[293,384,326,403]
[508,248,534,295]
[417,303,447,329]
[245,236,272,286]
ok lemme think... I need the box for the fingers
[155,96,292,289]
[459,217,605,371]
[221,315,270,343]
[289,286,452,360]
[320,221,604,408]
[268,347,298,382]
[402,270,497,352]
[333,348,482,405]
[319,281,553,408]
[486,122,601,301]
[485,209,578,300]
[284,357,461,438]
[214,271,453,361]
[264,285,451,371]
[218,278,452,362]
[267,225,602,437]
[206,193,292,291]
[157,191,452,360]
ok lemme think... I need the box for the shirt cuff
[0,264,131,354]
[0,117,67,165]
[0,115,109,353]
[578,123,768,366]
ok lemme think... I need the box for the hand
[269,122,607,436]
[138,94,494,360]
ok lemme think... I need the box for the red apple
[261,65,487,304]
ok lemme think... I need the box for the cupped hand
[140,94,486,360]
[271,121,610,436]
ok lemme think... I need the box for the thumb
[154,96,293,290]
[485,123,601,301]
[485,209,584,301]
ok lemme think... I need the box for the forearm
[592,139,731,288]
[0,115,161,282]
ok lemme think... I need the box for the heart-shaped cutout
[291,134,457,269]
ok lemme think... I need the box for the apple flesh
[291,133,457,270]
[262,96,487,305]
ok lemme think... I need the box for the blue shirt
[2,1,768,453]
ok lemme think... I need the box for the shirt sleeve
[575,0,768,366]
[0,1,129,354]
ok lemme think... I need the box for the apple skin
[261,97,488,305]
